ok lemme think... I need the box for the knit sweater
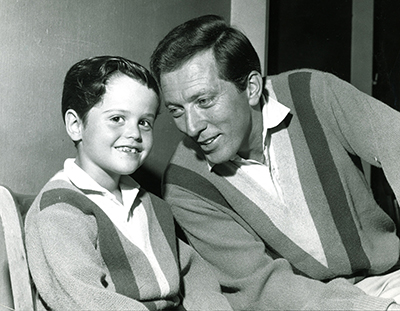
[163,69,400,310]
[25,177,232,310]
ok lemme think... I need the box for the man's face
[160,50,253,164]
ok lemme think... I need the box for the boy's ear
[65,109,83,142]
[246,70,263,107]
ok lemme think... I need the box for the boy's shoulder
[25,175,92,232]
[30,175,86,214]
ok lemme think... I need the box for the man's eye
[197,98,212,107]
[168,106,184,118]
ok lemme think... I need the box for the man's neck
[237,101,264,163]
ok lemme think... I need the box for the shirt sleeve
[177,238,233,311]
[313,71,400,203]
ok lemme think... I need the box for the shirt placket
[264,130,284,203]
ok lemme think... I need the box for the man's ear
[65,109,83,143]
[246,71,263,107]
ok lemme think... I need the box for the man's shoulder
[170,136,207,166]
[165,136,214,184]
[267,69,341,99]
[268,68,328,81]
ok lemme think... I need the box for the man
[150,15,400,310]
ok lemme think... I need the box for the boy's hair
[150,14,261,92]
[62,56,160,124]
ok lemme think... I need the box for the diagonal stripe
[165,162,334,278]
[146,191,178,261]
[288,72,370,270]
[41,188,141,299]
[164,164,230,209]
[213,162,332,275]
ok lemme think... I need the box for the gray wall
[0,0,231,194]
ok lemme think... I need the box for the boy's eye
[111,116,124,123]
[139,119,153,130]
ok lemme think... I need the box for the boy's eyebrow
[102,109,156,118]
[102,108,130,114]
[141,112,156,118]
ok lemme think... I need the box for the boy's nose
[126,123,142,142]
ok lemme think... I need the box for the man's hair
[150,15,261,92]
[62,55,160,124]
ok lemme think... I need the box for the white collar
[62,158,140,203]
[261,78,291,140]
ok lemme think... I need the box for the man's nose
[185,106,207,138]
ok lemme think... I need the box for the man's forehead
[160,76,213,105]
[160,66,217,95]
[161,50,217,79]
[161,70,210,89]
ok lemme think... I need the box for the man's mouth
[198,135,220,146]
[115,146,141,154]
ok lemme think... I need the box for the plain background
[2,0,399,198]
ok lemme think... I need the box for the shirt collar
[261,92,291,141]
[63,158,140,200]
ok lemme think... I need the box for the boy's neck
[110,186,123,204]
[98,179,123,204]
[102,177,123,204]
[74,158,123,204]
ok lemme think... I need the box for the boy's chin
[117,165,142,177]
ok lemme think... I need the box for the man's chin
[205,152,233,166]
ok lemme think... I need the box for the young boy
[25,56,232,311]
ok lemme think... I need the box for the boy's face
[75,74,158,185]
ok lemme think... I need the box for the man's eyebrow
[164,100,179,107]
[163,86,216,106]
[187,88,215,102]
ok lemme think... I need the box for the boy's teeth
[117,146,138,153]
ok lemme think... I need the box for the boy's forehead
[105,75,151,96]
[92,76,158,109]
[106,73,137,88]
